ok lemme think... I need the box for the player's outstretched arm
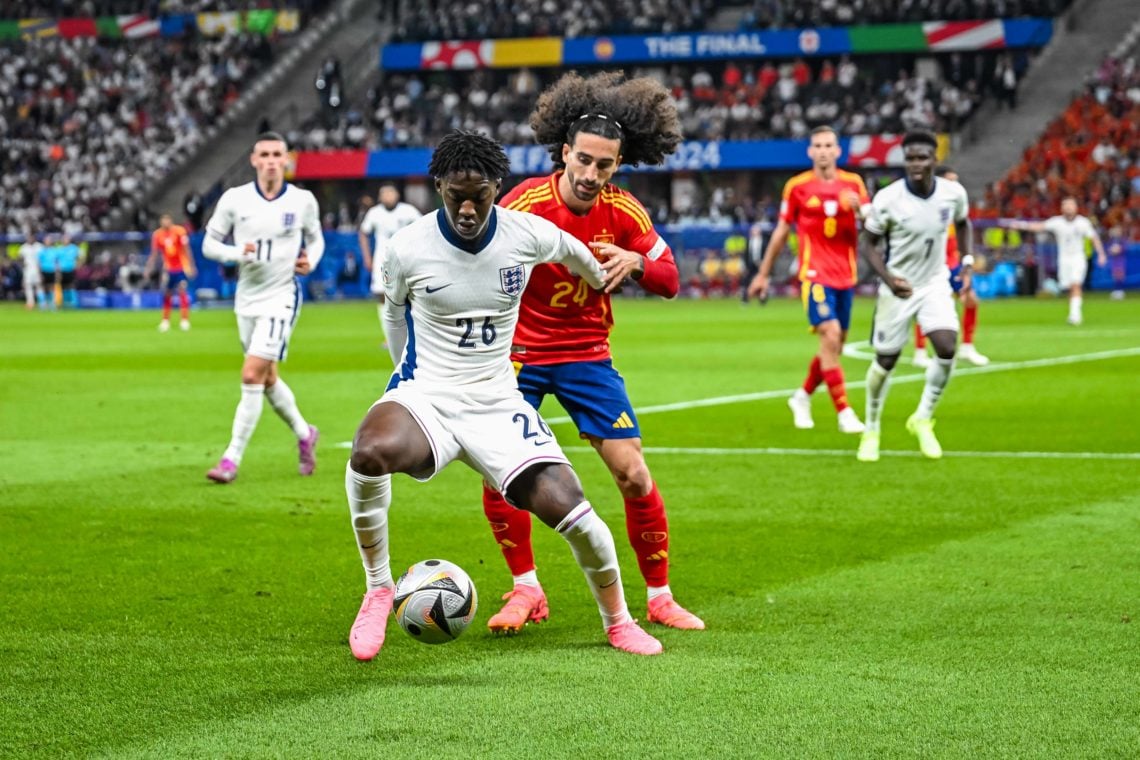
[748,218,791,301]
[554,232,611,291]
[1000,218,1047,234]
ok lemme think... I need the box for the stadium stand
[976,52,1140,240]
[0,33,277,234]
[388,0,717,42]
[739,0,1073,28]
[289,52,1005,151]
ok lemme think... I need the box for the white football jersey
[865,177,969,289]
[360,202,422,254]
[384,208,606,394]
[1043,215,1096,261]
[19,242,43,277]
[205,182,323,316]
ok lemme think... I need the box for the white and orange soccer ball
[393,559,478,645]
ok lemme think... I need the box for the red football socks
[822,366,850,412]
[802,355,824,394]
[162,293,172,320]
[482,484,535,576]
[914,323,926,349]
[179,291,190,320]
[963,303,977,344]
[624,482,670,587]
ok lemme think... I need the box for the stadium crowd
[0,32,276,235]
[387,0,717,42]
[976,54,1140,240]
[741,0,1073,28]
[289,52,1020,151]
[2,1,332,17]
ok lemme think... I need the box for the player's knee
[349,433,399,477]
[614,462,652,498]
[876,353,900,371]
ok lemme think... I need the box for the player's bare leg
[345,401,435,660]
[509,463,661,655]
[592,437,704,630]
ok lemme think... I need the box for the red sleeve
[615,193,679,298]
[637,245,679,298]
[854,175,871,205]
[779,182,799,225]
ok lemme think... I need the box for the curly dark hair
[902,129,939,150]
[529,71,682,169]
[428,130,511,180]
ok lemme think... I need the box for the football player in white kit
[18,231,44,310]
[857,131,973,462]
[1000,197,1107,325]
[202,132,324,484]
[344,131,664,659]
[357,184,422,345]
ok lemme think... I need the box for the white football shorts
[237,310,299,362]
[376,380,570,494]
[872,278,959,354]
[1057,255,1088,289]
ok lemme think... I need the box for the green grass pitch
[2,294,1138,757]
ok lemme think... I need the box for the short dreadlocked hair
[530,71,682,169]
[428,130,511,181]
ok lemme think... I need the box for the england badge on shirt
[500,265,524,296]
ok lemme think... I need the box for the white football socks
[512,570,540,588]
[556,502,632,628]
[346,464,394,591]
[223,383,264,464]
[265,378,310,439]
[916,357,954,419]
[864,361,892,433]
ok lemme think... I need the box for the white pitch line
[561,446,1140,461]
[543,345,1140,424]
[334,345,1140,447]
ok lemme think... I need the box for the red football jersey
[501,172,678,365]
[945,221,960,269]
[152,225,189,272]
[779,169,869,289]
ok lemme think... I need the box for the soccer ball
[393,559,478,645]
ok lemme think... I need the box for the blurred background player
[858,130,972,462]
[145,213,196,332]
[357,184,421,346]
[747,125,870,434]
[344,131,662,658]
[999,197,1106,325]
[913,166,988,368]
[18,231,44,310]
[480,71,705,634]
[1106,226,1127,300]
[55,235,81,308]
[201,132,324,484]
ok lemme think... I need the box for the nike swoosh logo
[534,440,551,447]
[425,284,451,293]
[600,579,618,588]
[361,540,382,549]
